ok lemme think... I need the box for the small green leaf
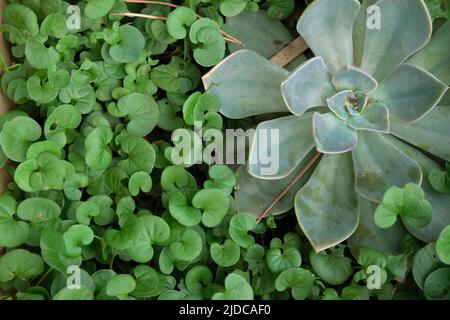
[85,0,115,19]
[374,183,433,229]
[0,116,42,162]
[212,273,253,300]
[85,126,113,171]
[210,239,241,267]
[423,268,450,300]
[192,188,229,228]
[429,164,450,193]
[275,268,314,300]
[166,7,197,39]
[63,224,95,258]
[109,25,145,63]
[0,249,44,282]
[309,246,353,286]
[128,171,152,196]
[220,0,248,17]
[437,226,450,264]
[229,212,256,248]
[106,274,136,299]
[169,229,202,262]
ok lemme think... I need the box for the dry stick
[256,152,322,224]
[110,12,167,20]
[122,0,243,46]
[270,36,309,67]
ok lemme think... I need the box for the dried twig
[120,0,243,46]
[256,152,322,223]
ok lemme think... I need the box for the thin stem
[36,268,54,286]
[110,12,167,20]
[119,0,243,46]
[257,152,322,223]
[123,0,178,8]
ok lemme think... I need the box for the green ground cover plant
[0,0,449,301]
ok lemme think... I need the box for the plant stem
[123,0,178,8]
[256,152,322,223]
[36,268,54,286]
[110,12,167,20]
[120,0,243,46]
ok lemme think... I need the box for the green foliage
[374,183,433,229]
[0,0,447,302]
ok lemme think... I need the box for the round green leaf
[0,116,42,162]
[17,197,61,223]
[128,171,152,196]
[210,239,241,267]
[106,274,136,298]
[169,229,202,262]
[117,93,160,137]
[192,188,229,228]
[63,224,95,258]
[85,126,113,171]
[423,268,450,300]
[309,247,353,286]
[166,7,197,39]
[0,249,44,282]
[275,268,314,300]
[212,273,253,300]
[229,212,256,248]
[117,135,156,175]
[437,226,450,264]
[109,25,145,63]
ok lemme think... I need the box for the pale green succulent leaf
[312,112,357,154]
[407,21,450,85]
[347,103,389,133]
[371,64,447,122]
[352,132,422,202]
[226,10,293,59]
[248,114,314,179]
[332,65,378,94]
[202,49,289,119]
[297,0,361,74]
[326,90,351,120]
[281,57,336,116]
[360,0,432,82]
[390,106,450,162]
[295,153,359,252]
[235,151,318,217]
[352,0,378,67]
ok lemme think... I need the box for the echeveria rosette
[203,0,450,252]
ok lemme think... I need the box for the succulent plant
[203,0,450,253]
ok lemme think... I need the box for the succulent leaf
[296,0,361,74]
[235,151,319,217]
[295,153,359,252]
[326,91,351,120]
[360,0,432,82]
[390,105,450,162]
[248,114,315,179]
[371,64,448,122]
[347,103,389,133]
[352,132,422,203]
[281,57,336,116]
[226,10,293,59]
[407,21,450,85]
[312,112,357,154]
[202,50,289,119]
[332,65,378,94]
